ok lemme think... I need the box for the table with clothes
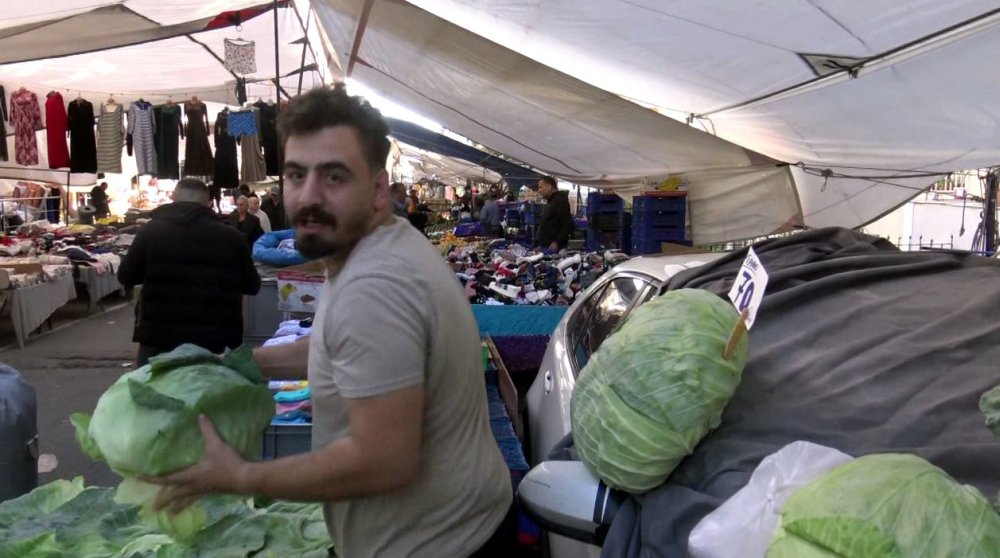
[55,246,125,312]
[3,271,76,348]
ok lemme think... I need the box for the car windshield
[569,276,655,372]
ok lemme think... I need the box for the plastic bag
[687,441,853,558]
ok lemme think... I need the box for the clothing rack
[0,166,72,225]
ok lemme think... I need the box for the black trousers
[469,502,517,558]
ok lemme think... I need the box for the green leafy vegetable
[768,454,1000,558]
[979,384,1000,439]
[71,344,275,541]
[0,481,331,558]
[571,288,749,492]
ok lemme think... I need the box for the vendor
[90,182,110,218]
[479,190,503,237]
[535,175,573,251]
[149,84,513,557]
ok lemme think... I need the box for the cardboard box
[276,261,326,313]
[659,242,710,256]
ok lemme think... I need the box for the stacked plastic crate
[631,192,689,255]
[520,202,545,244]
[585,193,629,251]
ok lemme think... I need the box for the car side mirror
[517,460,623,546]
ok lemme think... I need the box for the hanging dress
[213,110,239,192]
[0,87,8,162]
[9,88,42,166]
[96,103,124,173]
[44,92,70,169]
[154,104,183,179]
[183,101,214,176]
[128,101,156,176]
[67,98,98,173]
[254,100,281,175]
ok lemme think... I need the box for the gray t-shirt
[308,216,512,558]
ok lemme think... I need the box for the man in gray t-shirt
[148,85,512,557]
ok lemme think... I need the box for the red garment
[9,88,42,166]
[45,92,70,169]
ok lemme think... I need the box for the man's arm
[117,230,148,286]
[252,337,309,380]
[150,384,423,511]
[557,197,575,247]
[238,239,262,296]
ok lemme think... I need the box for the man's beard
[293,205,366,260]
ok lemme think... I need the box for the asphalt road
[1,295,136,488]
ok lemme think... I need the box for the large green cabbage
[70,344,275,542]
[768,454,1000,558]
[571,288,749,493]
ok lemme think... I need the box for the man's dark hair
[174,178,210,203]
[247,192,259,199]
[539,176,557,189]
[279,83,390,172]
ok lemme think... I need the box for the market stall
[3,271,76,349]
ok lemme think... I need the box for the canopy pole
[274,0,283,200]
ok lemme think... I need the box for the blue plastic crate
[454,222,482,237]
[586,193,624,214]
[633,195,686,211]
[633,208,685,227]
[588,212,628,230]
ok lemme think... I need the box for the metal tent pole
[274,0,283,200]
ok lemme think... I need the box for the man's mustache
[294,206,337,227]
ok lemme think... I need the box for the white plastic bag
[687,441,853,558]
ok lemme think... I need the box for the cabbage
[571,288,749,493]
[768,454,1000,558]
[0,478,332,557]
[71,344,275,542]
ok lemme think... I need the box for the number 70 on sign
[727,247,768,329]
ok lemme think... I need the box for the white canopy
[312,0,1000,243]
[0,0,335,187]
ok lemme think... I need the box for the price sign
[727,247,768,329]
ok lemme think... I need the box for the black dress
[183,101,214,176]
[154,104,183,180]
[0,86,7,162]
[213,111,239,191]
[67,99,97,173]
[254,100,281,176]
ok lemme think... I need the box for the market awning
[0,1,336,105]
[386,117,540,191]
[312,0,1000,243]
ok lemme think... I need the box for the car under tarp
[582,228,1000,557]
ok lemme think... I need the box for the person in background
[406,191,429,235]
[248,193,272,233]
[261,186,286,230]
[479,191,502,237]
[148,84,513,558]
[91,181,110,218]
[229,195,265,246]
[535,175,573,251]
[207,181,222,213]
[390,182,408,218]
[237,183,252,199]
[117,178,260,365]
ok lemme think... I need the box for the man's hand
[143,415,251,514]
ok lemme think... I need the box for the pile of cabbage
[70,344,276,542]
[769,454,1000,557]
[0,477,331,557]
[571,288,749,492]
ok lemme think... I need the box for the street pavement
[0,295,136,488]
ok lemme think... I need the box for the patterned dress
[97,103,124,174]
[8,88,42,166]
[128,101,157,176]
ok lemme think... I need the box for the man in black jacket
[535,176,573,251]
[118,178,261,365]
